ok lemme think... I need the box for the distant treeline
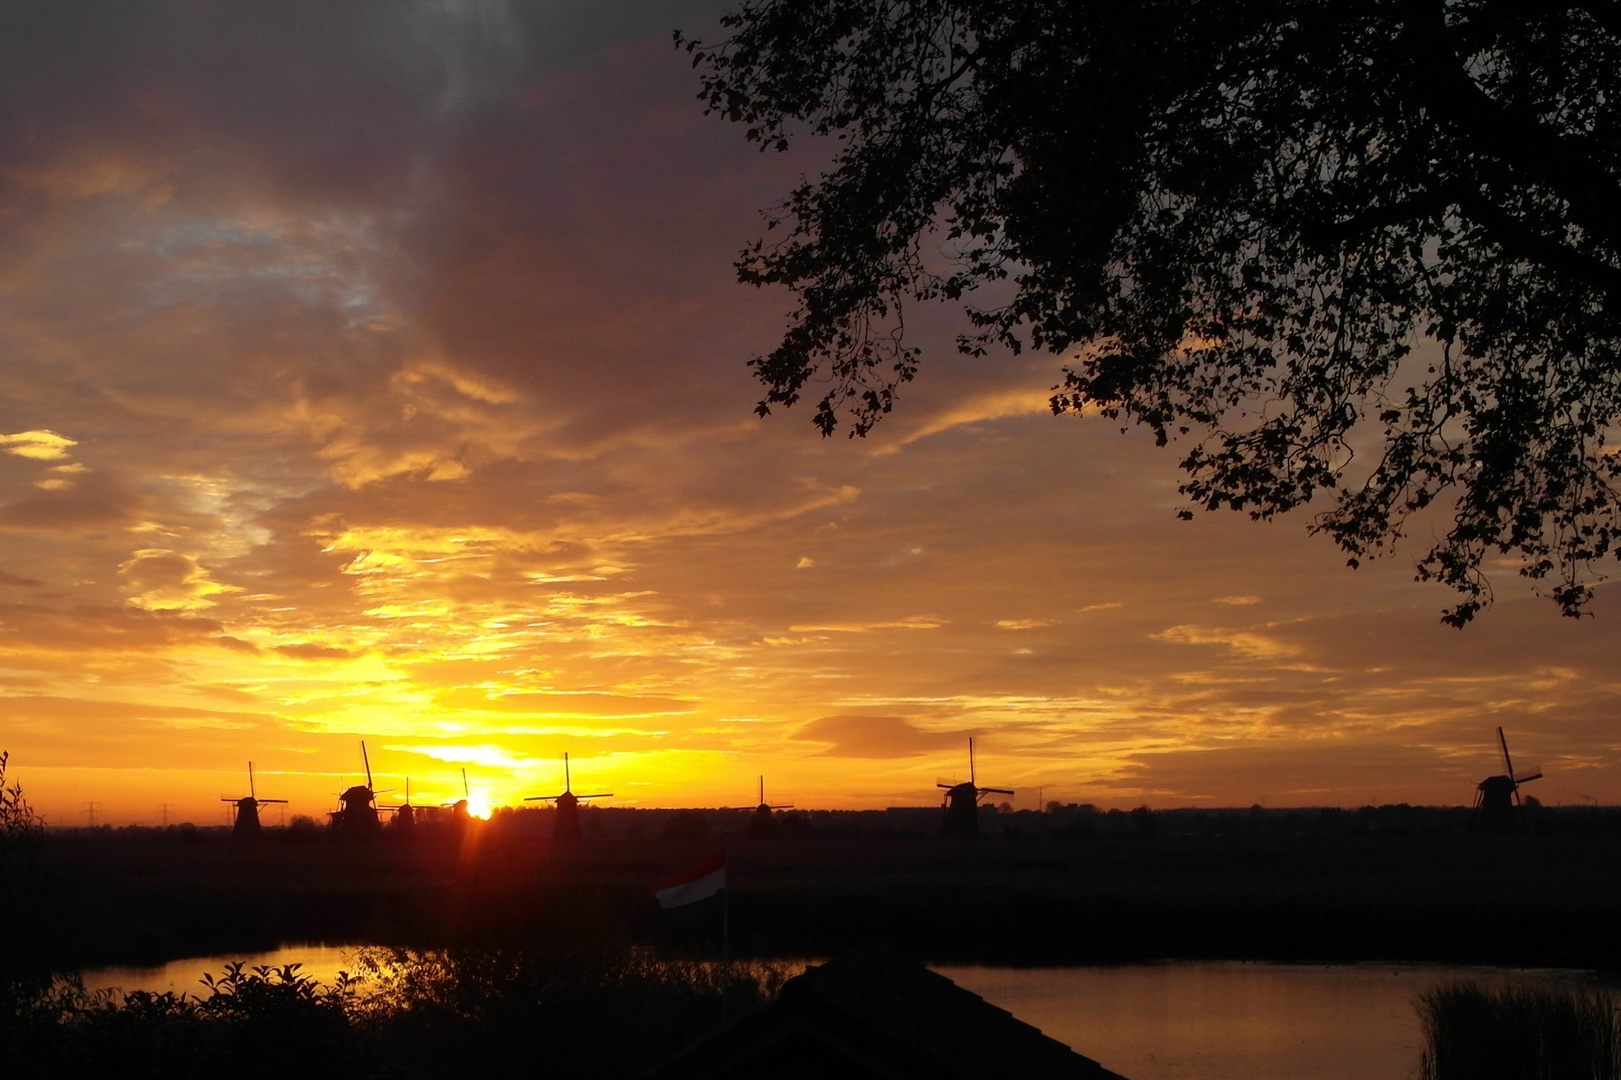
[1035,800,1621,839]
[48,799,1621,841]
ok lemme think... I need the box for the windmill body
[1472,727,1543,833]
[332,784,382,837]
[939,739,1013,839]
[387,778,417,835]
[231,797,264,836]
[524,753,610,842]
[940,782,982,838]
[440,768,473,828]
[330,741,389,839]
[222,762,286,841]
[551,791,583,841]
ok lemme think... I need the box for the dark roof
[639,946,1130,1080]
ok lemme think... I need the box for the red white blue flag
[653,849,726,910]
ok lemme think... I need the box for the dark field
[29,820,1621,973]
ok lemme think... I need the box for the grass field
[28,824,1621,972]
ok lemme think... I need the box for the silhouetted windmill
[1473,726,1543,833]
[222,762,286,840]
[523,753,610,842]
[330,741,391,839]
[745,776,793,838]
[386,778,418,834]
[441,768,473,825]
[938,738,1013,839]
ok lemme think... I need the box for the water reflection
[80,951,1597,1080]
[81,945,363,999]
[937,962,1599,1080]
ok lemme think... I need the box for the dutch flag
[653,849,727,911]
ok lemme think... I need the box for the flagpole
[721,833,731,1028]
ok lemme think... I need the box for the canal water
[938,962,1595,1080]
[82,949,1598,1080]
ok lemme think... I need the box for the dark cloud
[0,602,231,652]
[0,473,140,533]
[436,687,694,717]
[273,642,351,661]
[793,715,966,759]
[1105,741,1507,808]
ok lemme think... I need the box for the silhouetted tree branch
[682,0,1621,624]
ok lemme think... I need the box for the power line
[82,801,98,827]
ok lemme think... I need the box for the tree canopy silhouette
[681,0,1621,624]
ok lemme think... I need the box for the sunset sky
[3,0,1619,827]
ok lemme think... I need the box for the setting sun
[0,0,1616,836]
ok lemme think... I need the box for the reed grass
[352,945,793,1078]
[1419,980,1621,1080]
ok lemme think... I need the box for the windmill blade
[759,776,765,805]
[937,782,959,790]
[1498,727,1515,780]
[936,777,959,788]
[768,803,794,810]
[563,752,572,793]
[462,767,469,800]
[259,798,289,805]
[575,792,612,799]
[249,761,257,801]
[361,740,374,790]
[969,737,976,786]
[524,794,563,802]
[220,797,239,803]
[980,787,1015,796]
[1516,770,1544,784]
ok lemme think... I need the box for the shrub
[0,944,788,1079]
[1419,980,1621,1080]
[0,751,50,1000]
[660,811,713,841]
[356,944,790,1078]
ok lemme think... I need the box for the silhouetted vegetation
[659,809,714,841]
[2,949,787,1080]
[1419,980,1621,1080]
[0,752,55,1000]
[355,946,789,1078]
[685,0,1621,624]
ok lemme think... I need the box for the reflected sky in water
[938,962,1600,1080]
[81,950,1599,1080]
[82,945,364,999]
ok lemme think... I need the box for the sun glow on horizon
[1,7,1618,831]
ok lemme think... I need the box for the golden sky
[1,1,1618,826]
